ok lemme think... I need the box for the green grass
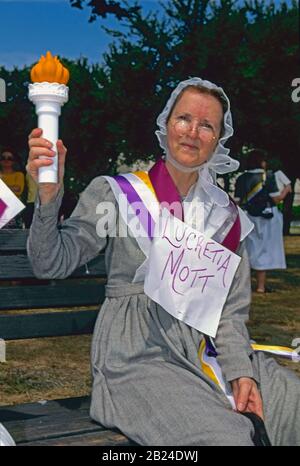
[247,236,300,376]
[0,335,92,405]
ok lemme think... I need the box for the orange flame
[30,51,70,85]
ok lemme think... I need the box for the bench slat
[0,310,99,340]
[0,396,136,446]
[0,229,28,251]
[18,430,135,446]
[0,254,106,279]
[0,282,105,310]
[3,410,105,444]
[0,396,90,421]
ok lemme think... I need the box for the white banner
[144,209,241,337]
[0,178,25,229]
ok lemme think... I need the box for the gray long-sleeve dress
[27,176,300,446]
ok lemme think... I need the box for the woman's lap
[91,353,300,446]
[91,360,255,446]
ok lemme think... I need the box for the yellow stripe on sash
[198,341,296,391]
[198,339,220,387]
[251,344,294,354]
[242,181,263,204]
[133,171,158,199]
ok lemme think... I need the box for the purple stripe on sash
[114,175,155,239]
[222,207,241,253]
[204,336,218,357]
[148,159,184,221]
[0,198,8,219]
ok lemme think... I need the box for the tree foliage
[69,0,299,176]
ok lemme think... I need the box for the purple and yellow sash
[113,174,156,239]
[113,158,241,253]
[198,336,300,408]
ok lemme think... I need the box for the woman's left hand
[231,377,264,419]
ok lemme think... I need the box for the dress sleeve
[27,176,116,279]
[214,241,258,383]
[276,170,291,187]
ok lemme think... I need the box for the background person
[235,149,291,293]
[0,148,25,199]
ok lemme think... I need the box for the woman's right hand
[27,128,67,205]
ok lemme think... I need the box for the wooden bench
[0,229,136,446]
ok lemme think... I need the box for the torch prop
[28,51,70,183]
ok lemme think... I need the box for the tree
[70,1,298,168]
[70,0,299,232]
[0,65,35,161]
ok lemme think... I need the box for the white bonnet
[155,77,239,206]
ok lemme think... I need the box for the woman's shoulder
[88,174,115,189]
[15,171,25,178]
[84,175,117,204]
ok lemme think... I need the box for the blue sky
[0,0,161,69]
[0,0,293,70]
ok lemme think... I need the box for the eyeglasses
[0,156,14,161]
[172,115,217,142]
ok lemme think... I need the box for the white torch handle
[36,100,61,183]
[28,82,68,184]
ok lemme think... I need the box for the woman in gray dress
[26,78,300,446]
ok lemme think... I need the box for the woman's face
[261,160,267,170]
[0,151,14,168]
[166,88,223,168]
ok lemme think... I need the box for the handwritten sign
[144,209,241,337]
[0,179,25,229]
